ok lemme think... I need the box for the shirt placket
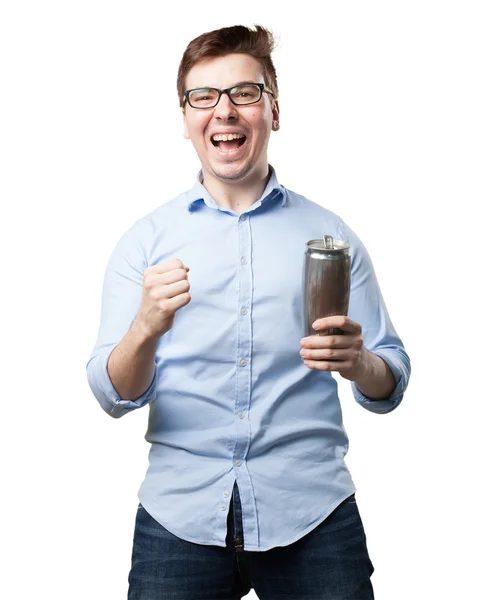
[230,211,259,548]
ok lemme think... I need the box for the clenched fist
[135,258,191,339]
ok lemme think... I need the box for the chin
[209,161,253,182]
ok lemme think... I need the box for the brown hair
[177,24,279,108]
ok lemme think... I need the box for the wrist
[351,347,373,384]
[353,350,396,400]
[130,317,161,347]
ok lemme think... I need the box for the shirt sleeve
[86,218,159,419]
[337,219,411,414]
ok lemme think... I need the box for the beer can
[302,235,351,338]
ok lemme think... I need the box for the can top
[306,235,350,252]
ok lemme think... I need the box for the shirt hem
[242,487,357,551]
[138,487,357,551]
[138,497,227,547]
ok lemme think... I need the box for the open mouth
[211,135,247,152]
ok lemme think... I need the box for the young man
[87,25,411,600]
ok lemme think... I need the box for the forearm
[353,350,397,400]
[107,319,161,401]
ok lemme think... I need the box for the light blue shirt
[86,165,410,551]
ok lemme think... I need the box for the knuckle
[161,298,173,312]
[144,277,155,291]
[324,348,334,359]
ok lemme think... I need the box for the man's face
[182,53,280,184]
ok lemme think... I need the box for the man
[87,24,411,600]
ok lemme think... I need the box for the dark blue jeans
[128,482,374,599]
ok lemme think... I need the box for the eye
[192,94,213,101]
[232,91,254,99]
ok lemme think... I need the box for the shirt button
[240,359,247,367]
[241,257,247,265]
[221,505,226,511]
[235,460,242,467]
[240,307,247,315]
[240,214,246,221]
[238,412,244,419]
[223,491,229,498]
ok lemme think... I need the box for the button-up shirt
[86,165,411,551]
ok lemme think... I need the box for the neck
[201,164,271,214]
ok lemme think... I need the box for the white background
[1,1,477,598]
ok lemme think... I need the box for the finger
[300,335,351,349]
[147,268,189,286]
[303,359,349,371]
[148,258,189,275]
[313,316,361,334]
[300,348,352,362]
[163,279,190,299]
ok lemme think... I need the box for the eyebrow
[192,80,259,90]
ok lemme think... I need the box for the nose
[213,91,239,120]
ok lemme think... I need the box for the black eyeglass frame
[183,83,274,109]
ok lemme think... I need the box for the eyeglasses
[183,83,274,109]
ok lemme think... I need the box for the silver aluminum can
[302,235,351,338]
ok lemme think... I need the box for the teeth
[212,133,246,142]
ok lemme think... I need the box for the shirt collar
[186,164,286,213]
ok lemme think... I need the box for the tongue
[218,139,241,151]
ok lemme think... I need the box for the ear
[182,108,190,140]
[272,99,280,131]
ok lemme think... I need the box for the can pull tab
[323,235,334,249]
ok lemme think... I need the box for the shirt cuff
[351,349,406,414]
[86,346,158,418]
